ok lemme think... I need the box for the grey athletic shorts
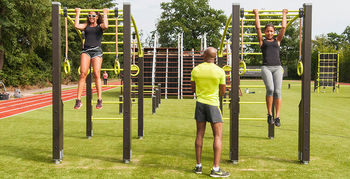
[82,46,103,59]
[195,101,223,123]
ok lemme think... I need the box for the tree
[155,0,227,50]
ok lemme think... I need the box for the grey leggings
[261,66,283,98]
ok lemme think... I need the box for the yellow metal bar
[77,18,123,21]
[103,52,124,54]
[240,52,262,55]
[66,8,123,12]
[218,14,232,57]
[286,15,300,29]
[131,15,144,57]
[243,42,259,45]
[244,10,299,13]
[104,33,123,35]
[244,14,298,17]
[102,41,123,44]
[66,12,123,16]
[242,19,293,22]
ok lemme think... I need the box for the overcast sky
[114,0,350,43]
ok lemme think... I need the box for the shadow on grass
[222,155,300,165]
[0,145,52,164]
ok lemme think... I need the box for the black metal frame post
[138,56,144,139]
[86,71,92,138]
[123,3,132,163]
[52,2,64,164]
[230,3,240,164]
[298,3,312,164]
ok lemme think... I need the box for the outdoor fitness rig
[52,2,141,164]
[218,7,302,138]
[217,3,312,164]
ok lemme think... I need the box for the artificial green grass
[0,80,349,178]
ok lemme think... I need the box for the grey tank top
[261,39,281,66]
[84,25,103,48]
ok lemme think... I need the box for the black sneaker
[210,168,230,178]
[267,114,274,125]
[275,117,281,127]
[74,99,82,109]
[96,99,102,109]
[193,166,202,174]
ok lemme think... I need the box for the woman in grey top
[74,8,109,110]
[253,9,288,127]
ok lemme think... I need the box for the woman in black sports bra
[73,8,109,110]
[254,9,288,127]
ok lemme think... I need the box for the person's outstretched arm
[276,9,288,45]
[253,9,263,47]
[74,8,87,30]
[100,8,109,30]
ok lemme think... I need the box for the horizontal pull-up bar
[241,19,293,22]
[75,18,124,21]
[228,25,283,28]
[244,14,298,17]
[101,42,124,44]
[66,13,123,16]
[244,10,299,13]
[65,9,123,12]
[103,33,124,36]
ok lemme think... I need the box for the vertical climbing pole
[230,3,240,164]
[123,2,132,163]
[52,2,64,164]
[298,3,312,164]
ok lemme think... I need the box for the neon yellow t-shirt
[191,62,226,106]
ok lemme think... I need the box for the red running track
[0,82,121,119]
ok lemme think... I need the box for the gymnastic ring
[297,61,303,76]
[131,64,140,76]
[114,60,120,75]
[222,65,231,72]
[78,66,91,75]
[63,59,71,74]
[239,61,246,75]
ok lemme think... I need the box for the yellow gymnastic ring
[239,61,246,76]
[63,59,71,74]
[297,61,303,76]
[222,65,231,72]
[78,66,91,75]
[131,64,140,77]
[114,60,121,75]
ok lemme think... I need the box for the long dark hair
[264,23,275,32]
[86,11,103,25]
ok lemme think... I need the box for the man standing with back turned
[191,47,230,177]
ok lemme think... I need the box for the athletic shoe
[193,166,202,174]
[210,168,230,178]
[74,99,82,109]
[267,114,274,125]
[275,117,281,127]
[96,99,103,109]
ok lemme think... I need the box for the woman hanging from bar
[253,9,288,127]
[74,8,109,109]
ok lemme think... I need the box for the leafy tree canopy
[155,0,227,50]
